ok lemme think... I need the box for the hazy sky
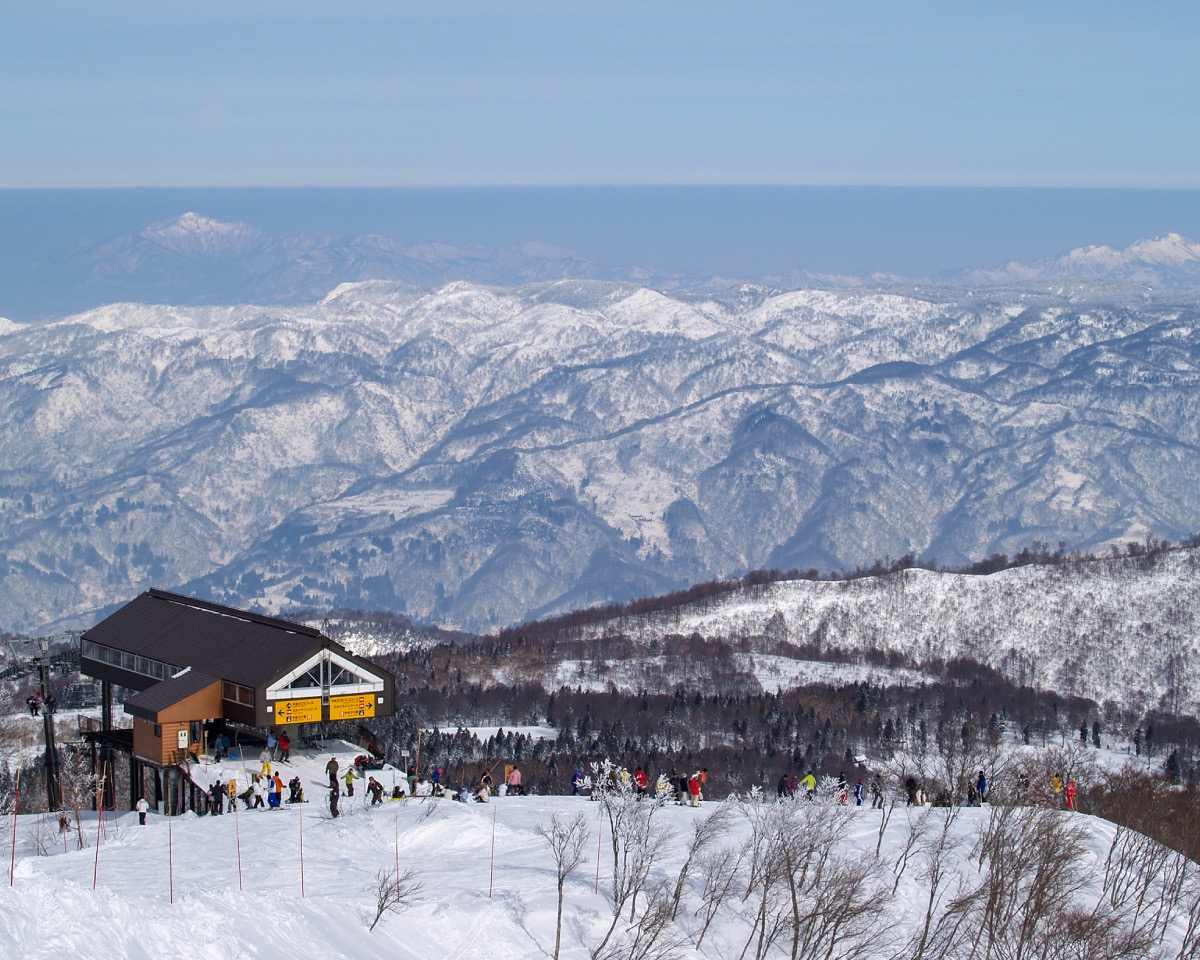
[4,1,1197,188]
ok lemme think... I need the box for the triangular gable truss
[266,648,384,701]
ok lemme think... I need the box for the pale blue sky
[3,1,1197,188]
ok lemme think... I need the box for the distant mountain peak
[138,212,262,255]
[952,232,1200,289]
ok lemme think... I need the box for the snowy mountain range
[26,214,1200,320]
[943,232,1200,291]
[52,212,660,310]
[1,254,1198,635]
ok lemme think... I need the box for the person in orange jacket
[1065,779,1077,811]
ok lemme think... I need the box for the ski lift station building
[80,588,396,767]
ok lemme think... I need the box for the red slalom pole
[594,804,603,894]
[92,805,103,889]
[298,805,305,899]
[168,806,174,904]
[489,807,497,898]
[9,765,21,886]
[234,801,243,891]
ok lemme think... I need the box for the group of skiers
[204,772,306,813]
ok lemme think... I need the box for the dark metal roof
[124,668,221,721]
[83,589,328,688]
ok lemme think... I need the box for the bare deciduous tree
[693,843,745,951]
[536,811,590,960]
[591,760,674,959]
[738,799,892,960]
[668,800,734,921]
[367,865,422,932]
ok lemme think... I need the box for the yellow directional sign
[329,693,376,720]
[275,698,321,724]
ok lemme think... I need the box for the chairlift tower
[37,639,61,810]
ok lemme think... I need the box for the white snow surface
[0,739,1195,959]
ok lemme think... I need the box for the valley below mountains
[0,268,1198,635]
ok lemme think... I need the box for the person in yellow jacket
[343,767,357,797]
[800,772,817,800]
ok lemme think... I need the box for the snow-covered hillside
[2,744,1198,960]
[566,549,1200,717]
[0,276,1197,634]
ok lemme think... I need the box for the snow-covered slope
[0,280,1197,634]
[2,763,1197,960]
[570,549,1200,717]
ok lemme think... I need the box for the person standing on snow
[976,770,988,803]
[572,769,584,796]
[687,773,701,807]
[871,774,884,809]
[266,730,277,761]
[507,766,523,796]
[801,772,817,800]
[326,756,339,788]
[1066,779,1078,811]
[329,780,340,818]
[854,778,865,806]
[343,767,356,797]
[278,732,291,762]
[259,748,272,778]
[136,797,149,825]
